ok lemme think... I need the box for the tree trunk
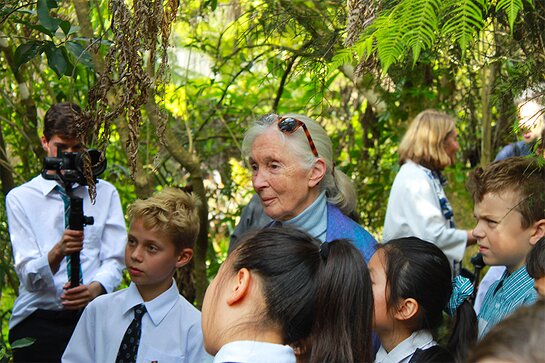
[480,62,497,166]
[145,99,209,308]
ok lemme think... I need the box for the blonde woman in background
[383,109,477,273]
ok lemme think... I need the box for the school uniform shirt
[478,265,538,339]
[383,160,467,271]
[213,341,296,363]
[473,266,506,314]
[62,280,210,363]
[6,175,126,329]
[375,330,437,363]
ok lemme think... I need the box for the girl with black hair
[201,226,374,363]
[370,237,477,363]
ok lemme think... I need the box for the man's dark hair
[43,102,84,141]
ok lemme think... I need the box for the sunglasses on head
[276,116,319,157]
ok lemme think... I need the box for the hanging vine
[88,0,179,177]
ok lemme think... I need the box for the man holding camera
[6,103,126,362]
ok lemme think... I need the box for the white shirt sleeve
[6,190,56,292]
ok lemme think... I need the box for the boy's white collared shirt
[63,280,211,363]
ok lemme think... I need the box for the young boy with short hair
[527,236,545,298]
[7,102,126,362]
[467,157,545,338]
[63,188,209,362]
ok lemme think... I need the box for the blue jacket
[325,203,377,262]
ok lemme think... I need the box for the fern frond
[374,13,407,71]
[398,0,440,63]
[441,0,486,53]
[495,0,526,30]
[329,48,355,72]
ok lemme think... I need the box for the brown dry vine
[88,0,179,178]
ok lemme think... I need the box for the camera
[42,149,106,185]
[41,148,107,287]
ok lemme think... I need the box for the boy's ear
[175,248,193,268]
[226,268,251,306]
[308,158,327,188]
[530,219,545,245]
[393,298,419,321]
[41,135,49,151]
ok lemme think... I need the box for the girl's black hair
[378,237,477,362]
[232,226,373,363]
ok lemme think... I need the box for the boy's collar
[123,280,179,326]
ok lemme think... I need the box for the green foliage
[441,0,486,53]
[0,337,35,363]
[10,1,94,78]
[340,0,537,71]
[496,0,529,30]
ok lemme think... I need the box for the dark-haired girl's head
[201,226,373,362]
[370,237,452,333]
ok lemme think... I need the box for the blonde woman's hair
[398,109,456,170]
[242,114,358,217]
[127,187,201,251]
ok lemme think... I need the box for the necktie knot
[134,304,146,320]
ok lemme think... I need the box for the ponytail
[326,169,358,218]
[307,239,374,363]
[446,276,478,362]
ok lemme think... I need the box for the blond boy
[63,188,209,362]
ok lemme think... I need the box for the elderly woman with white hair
[231,113,376,262]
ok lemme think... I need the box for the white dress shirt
[383,161,467,269]
[375,330,437,363]
[63,280,210,363]
[213,341,296,363]
[6,175,126,329]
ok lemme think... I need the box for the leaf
[10,337,36,350]
[374,14,406,72]
[399,0,439,63]
[44,42,68,77]
[12,19,54,37]
[329,49,354,72]
[14,41,43,70]
[441,0,486,53]
[266,57,284,78]
[203,0,218,11]
[66,41,94,69]
[59,20,71,35]
[496,0,525,30]
[37,0,60,33]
